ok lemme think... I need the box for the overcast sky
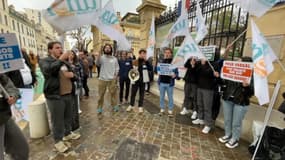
[7,0,177,15]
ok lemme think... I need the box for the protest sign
[221,60,253,83]
[157,63,173,76]
[0,33,24,73]
[200,45,216,61]
[12,88,34,121]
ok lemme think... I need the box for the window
[17,22,20,32]
[2,0,5,10]
[23,37,26,46]
[0,13,2,24]
[26,27,29,35]
[12,20,15,30]
[0,29,3,33]
[4,15,8,25]
[21,24,24,33]
[19,35,22,46]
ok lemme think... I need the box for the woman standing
[218,57,254,148]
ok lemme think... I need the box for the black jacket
[135,58,152,84]
[183,59,198,84]
[196,62,217,90]
[0,74,20,125]
[222,80,254,106]
[39,55,63,99]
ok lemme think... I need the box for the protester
[79,51,90,99]
[39,42,80,153]
[0,74,29,160]
[95,44,120,115]
[158,48,179,117]
[218,57,254,149]
[118,51,133,104]
[192,58,219,134]
[87,51,95,78]
[180,57,198,119]
[68,50,83,130]
[28,50,37,73]
[6,48,37,88]
[126,49,152,113]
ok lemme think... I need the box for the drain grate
[110,138,160,160]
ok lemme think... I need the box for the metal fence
[156,0,248,59]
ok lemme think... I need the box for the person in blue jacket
[118,51,133,104]
[158,48,179,117]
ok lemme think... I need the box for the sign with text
[221,61,253,83]
[12,88,34,122]
[0,33,24,73]
[200,45,215,61]
[157,63,173,76]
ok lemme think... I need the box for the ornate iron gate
[156,0,249,59]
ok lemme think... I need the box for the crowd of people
[0,41,256,159]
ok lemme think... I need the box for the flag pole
[0,83,10,98]
[277,60,285,73]
[251,80,281,160]
[229,29,247,47]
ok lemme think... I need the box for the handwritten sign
[157,63,173,76]
[200,45,216,61]
[0,33,24,73]
[221,61,253,83]
[12,88,34,121]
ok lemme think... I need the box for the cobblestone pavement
[27,77,251,160]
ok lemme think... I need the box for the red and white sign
[221,61,253,83]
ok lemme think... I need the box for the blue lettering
[171,20,187,33]
[182,43,197,54]
[66,0,97,13]
[252,44,263,61]
[101,11,118,25]
[2,62,10,70]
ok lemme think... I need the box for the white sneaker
[219,135,231,143]
[192,119,204,125]
[159,109,164,115]
[63,132,81,141]
[138,107,143,113]
[54,141,69,153]
[168,110,174,117]
[78,110,82,114]
[191,111,198,119]
[225,139,239,148]
[180,108,190,115]
[126,105,133,112]
[202,126,211,134]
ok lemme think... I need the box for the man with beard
[158,48,179,117]
[95,44,120,115]
[126,49,152,113]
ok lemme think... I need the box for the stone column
[136,0,166,49]
[91,25,101,52]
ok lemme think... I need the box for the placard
[221,61,253,83]
[0,33,24,73]
[157,63,173,76]
[200,45,216,61]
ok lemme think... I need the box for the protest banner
[200,45,216,61]
[221,60,253,83]
[157,63,173,76]
[0,33,24,73]
[11,88,34,122]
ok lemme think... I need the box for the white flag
[251,19,277,105]
[147,15,155,59]
[93,0,131,50]
[160,9,189,48]
[172,33,205,67]
[230,0,278,17]
[42,0,101,33]
[195,0,208,43]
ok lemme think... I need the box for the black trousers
[119,78,130,102]
[82,76,89,96]
[71,94,80,131]
[96,66,101,78]
[130,82,145,107]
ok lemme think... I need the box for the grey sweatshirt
[96,55,119,81]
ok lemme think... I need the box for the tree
[67,25,93,51]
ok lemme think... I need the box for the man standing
[118,51,133,104]
[95,44,120,115]
[126,49,152,113]
[39,42,80,153]
[0,74,29,160]
[158,48,179,117]
[79,51,90,99]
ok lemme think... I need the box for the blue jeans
[222,100,249,141]
[159,83,174,111]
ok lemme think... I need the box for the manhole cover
[143,99,160,114]
[110,138,160,160]
[175,114,192,125]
